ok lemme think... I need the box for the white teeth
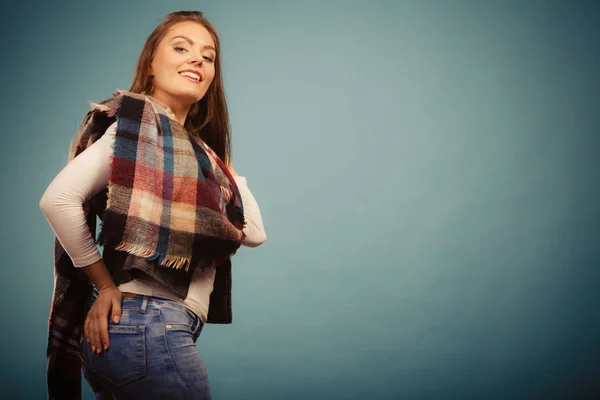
[179,71,200,81]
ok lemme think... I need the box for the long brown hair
[71,11,232,166]
[131,11,231,164]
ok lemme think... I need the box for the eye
[174,46,187,53]
[203,55,215,62]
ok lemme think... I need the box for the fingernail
[91,345,95,352]
[104,344,108,350]
[113,316,120,323]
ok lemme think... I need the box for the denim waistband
[120,294,202,334]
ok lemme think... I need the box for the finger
[90,318,102,354]
[85,318,94,347]
[87,318,96,352]
[94,303,110,354]
[95,298,113,353]
[111,297,122,324]
[98,314,109,352]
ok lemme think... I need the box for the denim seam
[159,305,193,400]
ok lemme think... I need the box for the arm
[39,121,122,354]
[232,174,267,247]
[227,161,266,247]
[39,123,116,267]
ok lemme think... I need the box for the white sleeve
[39,121,117,267]
[233,176,267,247]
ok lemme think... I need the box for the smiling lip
[181,75,202,84]
[179,69,203,82]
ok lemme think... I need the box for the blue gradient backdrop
[1,0,599,399]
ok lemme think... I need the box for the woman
[39,11,266,400]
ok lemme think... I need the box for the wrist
[97,285,119,295]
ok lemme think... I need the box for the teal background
[1,0,599,399]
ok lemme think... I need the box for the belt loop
[194,316,203,341]
[140,296,149,313]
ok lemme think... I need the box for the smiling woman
[40,10,266,400]
[144,22,217,125]
[129,13,232,167]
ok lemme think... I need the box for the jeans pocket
[83,324,146,387]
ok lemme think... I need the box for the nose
[190,53,204,66]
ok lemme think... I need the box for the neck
[147,90,190,126]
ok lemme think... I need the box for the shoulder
[106,120,118,136]
[88,89,150,120]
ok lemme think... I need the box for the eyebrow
[169,35,216,52]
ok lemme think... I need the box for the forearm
[232,175,266,247]
[81,258,117,292]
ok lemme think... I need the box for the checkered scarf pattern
[46,89,245,399]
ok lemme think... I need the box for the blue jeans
[81,294,211,399]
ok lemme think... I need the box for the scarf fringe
[114,241,192,271]
[161,255,192,271]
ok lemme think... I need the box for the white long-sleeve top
[40,121,266,321]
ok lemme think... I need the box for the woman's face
[149,21,217,106]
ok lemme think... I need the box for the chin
[174,87,205,103]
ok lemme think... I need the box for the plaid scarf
[46,89,245,399]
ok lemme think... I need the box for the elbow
[39,189,72,217]
[39,191,53,215]
[242,232,267,248]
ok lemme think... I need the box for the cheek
[205,68,216,85]
[154,53,179,73]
